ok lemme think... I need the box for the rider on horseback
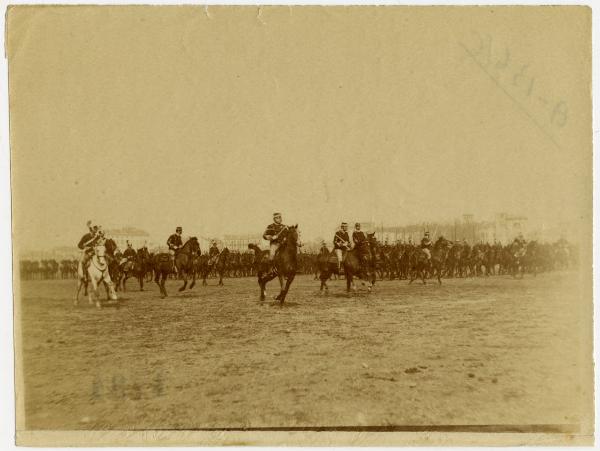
[263,213,287,261]
[121,241,136,267]
[421,231,433,261]
[352,223,369,270]
[333,222,351,272]
[167,226,184,270]
[208,240,220,265]
[77,220,101,275]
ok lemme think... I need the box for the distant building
[105,226,150,251]
[222,234,265,251]
[369,213,531,245]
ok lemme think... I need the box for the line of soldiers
[79,215,533,275]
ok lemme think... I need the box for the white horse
[75,243,118,308]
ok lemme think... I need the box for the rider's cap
[273,212,281,218]
[176,226,182,231]
[341,222,348,226]
[355,223,361,227]
[86,220,92,227]
[425,231,430,236]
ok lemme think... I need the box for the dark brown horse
[250,225,299,304]
[153,237,200,298]
[409,236,451,285]
[319,232,376,293]
[200,247,230,286]
[119,247,152,291]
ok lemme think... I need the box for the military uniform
[77,226,101,275]
[263,214,287,260]
[167,233,183,251]
[421,235,433,260]
[208,243,220,265]
[333,225,351,269]
[122,245,136,267]
[352,229,369,268]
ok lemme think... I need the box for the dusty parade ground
[17,271,590,432]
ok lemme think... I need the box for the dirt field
[17,271,589,431]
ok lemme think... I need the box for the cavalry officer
[122,241,136,266]
[263,212,287,261]
[208,240,220,265]
[77,220,100,274]
[352,223,369,269]
[333,222,351,272]
[167,226,184,268]
[421,231,433,261]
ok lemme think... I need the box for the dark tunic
[263,223,286,243]
[123,248,136,259]
[420,238,432,249]
[333,230,350,250]
[78,232,99,250]
[167,233,183,250]
[209,246,220,257]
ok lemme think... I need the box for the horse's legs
[276,273,295,304]
[278,274,284,290]
[90,277,100,308]
[258,278,266,301]
[139,273,144,291]
[346,273,352,292]
[179,270,188,292]
[189,270,196,289]
[161,273,169,297]
[218,270,224,286]
[75,279,84,305]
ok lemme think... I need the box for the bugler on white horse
[76,238,118,308]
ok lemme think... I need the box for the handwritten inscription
[459,31,568,150]
[90,371,165,402]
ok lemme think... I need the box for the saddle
[157,254,171,263]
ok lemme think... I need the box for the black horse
[153,237,200,298]
[250,225,299,305]
[319,233,376,293]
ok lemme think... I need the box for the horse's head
[104,238,117,255]
[284,225,299,246]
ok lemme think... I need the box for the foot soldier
[167,227,184,271]
[421,231,433,261]
[352,222,369,272]
[263,212,287,261]
[333,222,351,272]
[77,220,100,277]
[208,240,220,265]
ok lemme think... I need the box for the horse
[508,243,527,278]
[318,233,376,293]
[119,248,150,291]
[153,237,200,298]
[248,244,285,291]
[251,225,299,304]
[201,247,230,286]
[75,241,118,308]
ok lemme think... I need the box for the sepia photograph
[5,4,594,446]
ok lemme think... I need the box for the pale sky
[7,6,591,250]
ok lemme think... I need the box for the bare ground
[17,271,588,430]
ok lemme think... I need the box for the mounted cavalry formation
[67,216,575,307]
